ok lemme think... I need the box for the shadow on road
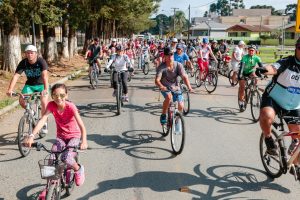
[88,129,174,160]
[15,183,43,200]
[77,164,290,200]
[76,102,118,118]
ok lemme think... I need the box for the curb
[0,66,87,117]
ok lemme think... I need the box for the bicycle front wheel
[143,62,150,75]
[195,69,202,87]
[91,71,98,89]
[204,72,218,93]
[17,116,32,157]
[259,130,284,178]
[116,84,121,115]
[181,84,190,116]
[46,182,61,200]
[250,90,262,122]
[170,112,185,155]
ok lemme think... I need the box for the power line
[191,0,218,9]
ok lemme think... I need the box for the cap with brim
[176,44,183,50]
[25,45,37,52]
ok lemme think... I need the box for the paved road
[0,68,300,200]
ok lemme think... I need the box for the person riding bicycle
[231,40,246,86]
[170,38,178,53]
[155,47,193,124]
[24,83,88,190]
[140,40,150,67]
[258,38,300,162]
[238,44,263,112]
[6,44,49,134]
[174,44,194,73]
[186,42,197,65]
[219,39,229,60]
[197,38,217,79]
[105,45,133,102]
[84,37,102,81]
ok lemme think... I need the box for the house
[226,24,273,39]
[189,21,230,39]
[281,22,299,39]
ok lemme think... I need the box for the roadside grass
[0,98,16,110]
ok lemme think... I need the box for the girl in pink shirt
[25,83,88,186]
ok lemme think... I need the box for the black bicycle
[89,58,99,89]
[32,142,81,199]
[140,53,150,75]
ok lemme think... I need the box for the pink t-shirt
[47,101,81,140]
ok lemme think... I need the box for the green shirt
[241,54,261,74]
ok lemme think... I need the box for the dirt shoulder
[0,55,88,107]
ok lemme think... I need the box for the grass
[0,98,16,110]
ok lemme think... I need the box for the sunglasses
[52,93,66,99]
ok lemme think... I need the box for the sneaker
[288,139,299,155]
[75,165,85,186]
[231,82,235,87]
[160,114,167,125]
[239,102,245,112]
[264,136,278,156]
[112,90,117,97]
[123,96,129,102]
[41,123,48,134]
[38,188,47,200]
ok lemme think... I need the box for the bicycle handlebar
[32,142,80,154]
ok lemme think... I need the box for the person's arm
[24,109,51,147]
[155,72,167,91]
[74,110,88,150]
[182,73,193,92]
[41,70,49,94]
[105,58,114,70]
[6,73,20,96]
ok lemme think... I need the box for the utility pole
[188,4,191,41]
[171,7,179,36]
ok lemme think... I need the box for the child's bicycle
[32,142,81,200]
[12,92,46,157]
[161,87,185,155]
[260,114,300,181]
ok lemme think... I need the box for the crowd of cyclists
[4,33,300,198]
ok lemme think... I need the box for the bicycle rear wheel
[204,72,218,93]
[46,182,61,200]
[181,84,190,116]
[195,69,202,87]
[17,115,32,157]
[228,70,238,86]
[259,130,284,178]
[250,90,262,122]
[91,71,98,89]
[143,62,149,75]
[170,112,185,155]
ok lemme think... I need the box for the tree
[285,4,297,21]
[172,10,188,34]
[209,0,245,16]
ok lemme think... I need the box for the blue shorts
[161,90,184,103]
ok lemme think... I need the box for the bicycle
[195,61,218,94]
[32,142,80,199]
[140,53,150,75]
[260,115,300,181]
[228,69,238,86]
[89,58,99,89]
[114,69,132,115]
[238,76,262,122]
[12,92,46,157]
[161,87,185,155]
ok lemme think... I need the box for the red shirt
[47,101,81,140]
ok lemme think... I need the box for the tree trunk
[35,24,42,56]
[43,27,58,64]
[68,26,77,58]
[83,22,93,53]
[61,17,69,59]
[1,20,22,72]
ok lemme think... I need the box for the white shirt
[232,46,244,62]
[106,54,132,72]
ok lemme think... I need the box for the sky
[156,0,297,18]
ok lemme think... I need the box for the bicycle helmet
[248,44,256,50]
[202,38,209,44]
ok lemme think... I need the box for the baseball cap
[202,38,209,44]
[25,45,37,52]
[116,45,124,51]
[164,47,173,55]
[238,40,245,45]
[176,44,184,50]
[172,38,178,43]
[212,40,217,43]
[112,38,117,42]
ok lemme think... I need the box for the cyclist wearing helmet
[257,38,300,163]
[105,45,133,102]
[174,44,193,73]
[238,44,263,111]
[197,38,217,79]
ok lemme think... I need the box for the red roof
[226,24,272,32]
